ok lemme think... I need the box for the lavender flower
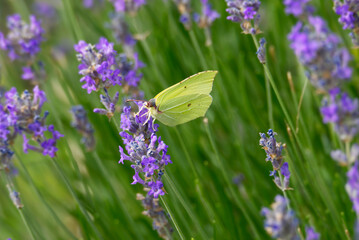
[83,0,94,8]
[110,0,147,13]
[305,226,320,240]
[93,89,119,119]
[174,0,192,30]
[1,86,63,158]
[8,186,23,209]
[288,16,352,91]
[70,105,95,151]
[331,144,359,166]
[259,129,292,191]
[256,37,266,64]
[20,61,46,83]
[283,0,313,17]
[74,38,119,93]
[193,0,220,46]
[259,129,284,170]
[333,0,359,46]
[137,193,173,238]
[119,103,172,198]
[261,195,299,239]
[225,0,261,34]
[106,12,136,54]
[0,14,44,61]
[194,0,220,28]
[320,88,359,141]
[74,38,144,94]
[346,161,359,215]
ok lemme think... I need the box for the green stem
[160,195,185,240]
[204,122,261,239]
[15,152,77,239]
[295,78,308,133]
[251,35,274,129]
[189,30,208,69]
[251,34,302,148]
[91,151,142,239]
[163,174,209,239]
[61,0,83,42]
[51,157,103,240]
[2,172,36,240]
[278,173,291,210]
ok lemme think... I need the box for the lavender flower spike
[305,226,320,240]
[261,195,299,240]
[225,0,261,34]
[0,14,44,61]
[346,161,359,215]
[110,0,146,13]
[256,37,266,64]
[193,0,220,46]
[259,129,284,170]
[320,88,359,141]
[259,129,292,191]
[288,17,352,91]
[71,105,95,151]
[283,0,313,17]
[194,0,220,28]
[74,37,120,93]
[119,103,171,198]
[2,86,63,157]
[333,0,359,47]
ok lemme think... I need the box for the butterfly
[136,70,218,127]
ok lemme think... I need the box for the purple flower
[225,0,261,34]
[21,67,35,80]
[305,226,320,240]
[259,129,284,170]
[0,14,44,61]
[106,12,136,52]
[320,89,359,141]
[260,129,292,191]
[261,195,299,240]
[148,180,165,198]
[174,0,192,30]
[74,38,118,93]
[256,37,266,64]
[83,0,94,8]
[137,193,173,238]
[194,0,220,28]
[333,1,359,46]
[288,17,352,91]
[118,103,171,198]
[283,0,312,17]
[70,105,95,151]
[346,161,359,215]
[1,86,62,158]
[93,90,119,119]
[74,38,144,95]
[110,0,146,13]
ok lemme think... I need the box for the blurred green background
[0,0,358,239]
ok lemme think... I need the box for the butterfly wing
[154,71,217,107]
[155,94,212,126]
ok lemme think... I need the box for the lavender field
[0,0,357,239]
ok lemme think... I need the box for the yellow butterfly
[137,71,218,126]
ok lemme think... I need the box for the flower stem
[51,157,103,240]
[2,171,36,240]
[189,30,208,69]
[160,195,185,240]
[204,122,261,239]
[15,152,77,239]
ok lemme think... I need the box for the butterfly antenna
[126,99,146,103]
